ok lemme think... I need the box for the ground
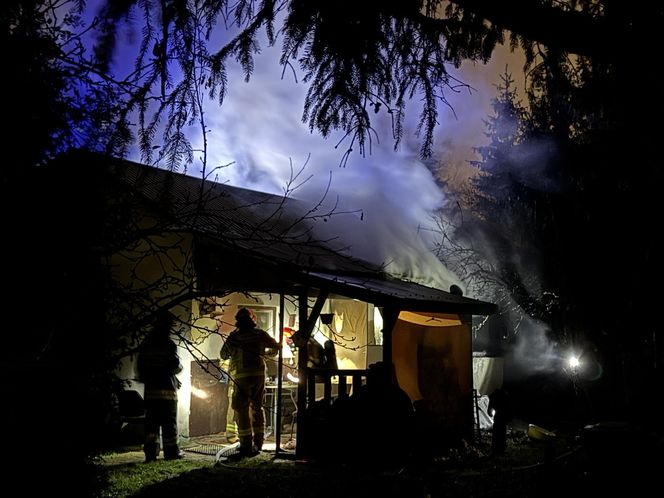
[103,421,639,497]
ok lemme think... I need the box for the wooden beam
[303,291,330,338]
[380,307,399,385]
[274,293,285,456]
[295,291,308,458]
[294,289,329,458]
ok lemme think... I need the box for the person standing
[220,307,279,456]
[289,331,338,370]
[488,387,513,455]
[137,310,184,462]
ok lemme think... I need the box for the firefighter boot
[164,446,185,460]
[238,436,256,457]
[253,435,264,453]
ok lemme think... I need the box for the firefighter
[219,359,238,443]
[211,309,239,444]
[289,330,338,370]
[488,387,513,455]
[220,307,279,456]
[137,310,183,462]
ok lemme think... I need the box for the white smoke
[506,314,559,375]
[183,42,470,290]
[108,14,519,292]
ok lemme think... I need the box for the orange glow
[397,311,462,327]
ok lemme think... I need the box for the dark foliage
[91,0,506,166]
[448,38,662,422]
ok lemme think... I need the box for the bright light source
[568,355,581,370]
[191,386,209,399]
[286,372,300,383]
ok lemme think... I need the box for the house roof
[52,150,497,315]
[307,271,496,315]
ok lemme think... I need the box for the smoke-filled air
[121,37,503,292]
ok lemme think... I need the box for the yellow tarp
[392,311,473,441]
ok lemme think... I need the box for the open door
[189,359,227,437]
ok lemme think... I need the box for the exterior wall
[109,229,196,437]
[109,228,197,318]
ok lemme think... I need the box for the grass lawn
[102,453,430,498]
[100,431,583,497]
[101,454,213,497]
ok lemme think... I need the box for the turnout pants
[232,375,266,452]
[144,395,179,460]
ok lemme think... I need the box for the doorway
[189,359,227,437]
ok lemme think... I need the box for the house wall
[109,227,197,318]
[109,228,197,437]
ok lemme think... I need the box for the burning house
[42,150,497,458]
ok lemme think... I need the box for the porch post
[275,292,285,456]
[381,307,399,384]
[295,289,329,458]
[295,291,309,458]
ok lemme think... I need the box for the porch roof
[306,271,496,315]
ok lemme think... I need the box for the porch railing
[306,368,369,406]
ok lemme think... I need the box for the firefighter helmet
[235,307,257,327]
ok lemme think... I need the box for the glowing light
[398,311,462,327]
[191,386,209,399]
[286,372,300,383]
[568,355,581,370]
[281,345,293,359]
